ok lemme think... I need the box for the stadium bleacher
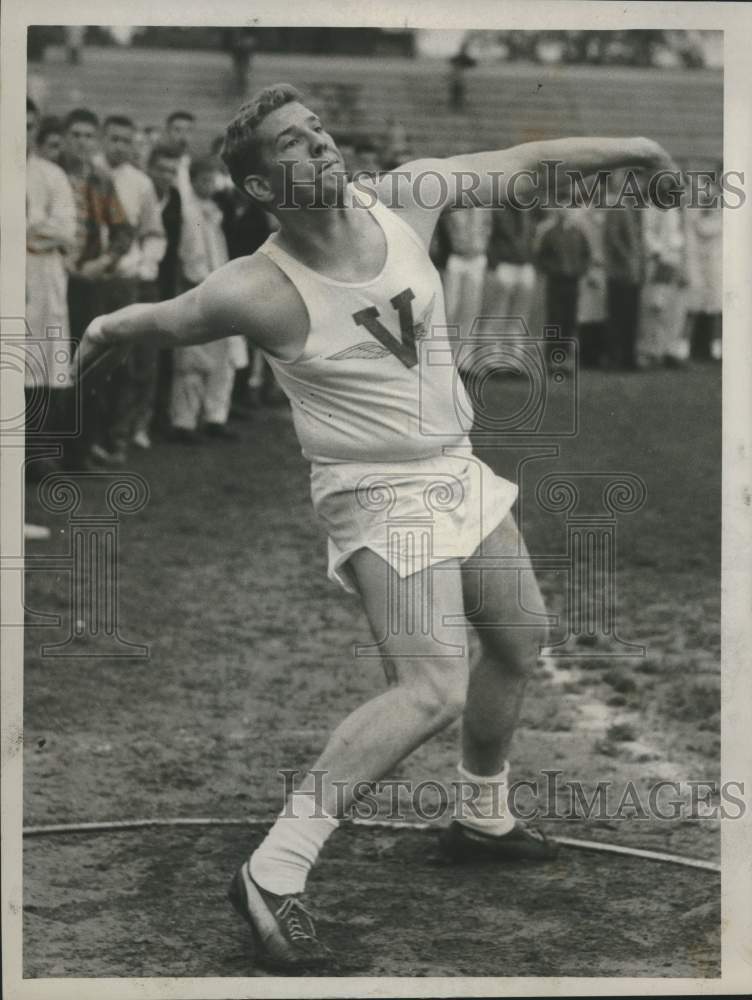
[29,46,722,167]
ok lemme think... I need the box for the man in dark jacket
[604,170,646,369]
[486,204,537,330]
[147,144,184,435]
[59,107,133,469]
[534,208,592,344]
[213,156,276,410]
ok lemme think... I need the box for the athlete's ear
[243,173,274,204]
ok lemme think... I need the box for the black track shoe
[439,821,559,863]
[228,861,334,974]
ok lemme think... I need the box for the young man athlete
[76,84,677,973]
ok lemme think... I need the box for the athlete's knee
[405,661,468,729]
[479,621,549,679]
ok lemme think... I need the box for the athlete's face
[247,101,345,207]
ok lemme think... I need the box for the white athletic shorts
[310,449,519,595]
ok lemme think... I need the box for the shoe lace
[275,897,317,942]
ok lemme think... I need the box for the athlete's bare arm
[371,135,676,247]
[75,251,308,378]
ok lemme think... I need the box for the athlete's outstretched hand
[72,315,126,384]
[644,138,678,172]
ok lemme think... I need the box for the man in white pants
[441,206,491,374]
[76,85,677,972]
[25,96,76,542]
[638,202,688,367]
[25,98,77,471]
[485,206,537,324]
[483,203,538,372]
[170,156,247,442]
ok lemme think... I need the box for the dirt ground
[23,824,719,979]
[22,364,722,979]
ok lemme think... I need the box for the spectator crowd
[433,166,723,377]
[24,94,722,512]
[25,97,284,494]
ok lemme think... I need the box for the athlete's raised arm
[375,136,677,246]
[445,135,677,205]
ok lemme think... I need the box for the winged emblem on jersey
[330,290,436,365]
[329,342,393,361]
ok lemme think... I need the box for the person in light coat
[25,97,77,477]
[638,201,688,367]
[441,206,492,375]
[170,157,248,442]
[685,174,722,361]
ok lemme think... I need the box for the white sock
[249,791,339,896]
[455,760,516,836]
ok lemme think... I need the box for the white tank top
[258,190,474,464]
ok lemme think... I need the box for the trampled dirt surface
[21,365,722,980]
[23,825,719,978]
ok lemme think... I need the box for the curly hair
[220,82,302,190]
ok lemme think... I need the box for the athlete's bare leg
[301,514,547,809]
[460,513,549,775]
[247,517,551,908]
[301,551,470,816]
[242,551,473,962]
[248,552,470,899]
